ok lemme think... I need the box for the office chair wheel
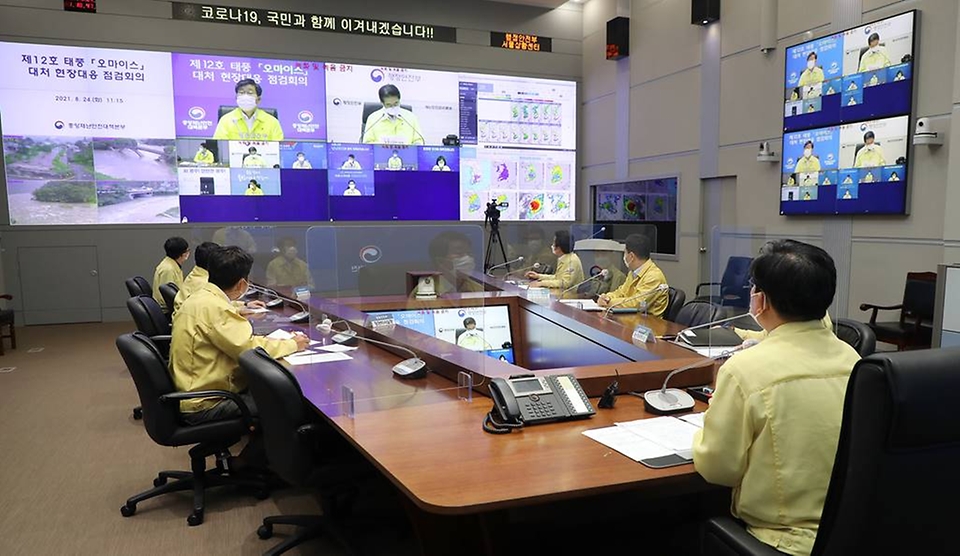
[187,511,204,527]
[257,524,273,540]
[133,407,143,420]
[120,503,136,517]
[153,476,167,487]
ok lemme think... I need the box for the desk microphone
[248,284,310,323]
[318,318,428,379]
[396,114,427,145]
[486,256,523,276]
[642,339,758,414]
[561,269,609,295]
[588,226,606,239]
[601,283,669,318]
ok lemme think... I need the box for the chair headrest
[858,348,960,450]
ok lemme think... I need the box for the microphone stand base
[393,358,427,379]
[643,388,696,415]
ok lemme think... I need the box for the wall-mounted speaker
[606,17,629,60]
[691,0,720,25]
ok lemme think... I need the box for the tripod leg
[495,229,509,271]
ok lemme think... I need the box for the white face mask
[806,60,815,70]
[385,106,400,118]
[869,45,880,53]
[865,144,874,151]
[749,291,765,328]
[623,254,631,269]
[451,255,475,273]
[803,148,813,158]
[236,94,257,111]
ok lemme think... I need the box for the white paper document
[315,344,358,353]
[242,306,270,314]
[582,426,673,461]
[616,416,701,458]
[559,299,603,311]
[266,329,295,341]
[584,415,704,465]
[284,352,352,366]
[672,342,733,358]
[678,412,705,428]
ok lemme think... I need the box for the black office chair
[116,332,267,526]
[702,348,960,555]
[674,301,721,328]
[240,348,357,555]
[664,287,686,322]
[158,282,180,316]
[125,276,152,298]
[694,256,753,309]
[125,295,172,421]
[833,318,876,357]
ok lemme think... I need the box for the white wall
[583,0,960,317]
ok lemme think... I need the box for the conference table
[254,276,722,555]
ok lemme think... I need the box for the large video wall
[780,11,916,216]
[0,42,577,225]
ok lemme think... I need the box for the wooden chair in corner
[859,271,937,351]
[0,294,16,356]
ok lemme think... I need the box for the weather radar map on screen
[0,42,577,225]
[780,11,915,216]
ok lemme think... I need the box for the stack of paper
[559,299,603,311]
[583,414,705,468]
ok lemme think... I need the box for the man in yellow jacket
[193,143,214,164]
[798,51,825,87]
[526,230,584,299]
[152,237,189,311]
[693,240,860,556]
[794,140,821,173]
[362,84,425,145]
[858,33,892,72]
[213,79,284,141]
[597,234,668,316]
[853,131,886,168]
[170,246,308,424]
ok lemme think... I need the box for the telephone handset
[483,374,596,434]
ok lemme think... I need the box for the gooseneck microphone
[486,256,523,276]
[642,339,759,415]
[588,226,606,239]
[396,114,427,145]
[504,262,540,277]
[317,318,427,379]
[247,284,310,323]
[601,283,669,318]
[360,112,388,143]
[561,269,609,295]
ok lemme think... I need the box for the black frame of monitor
[780,9,919,217]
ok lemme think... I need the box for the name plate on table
[632,324,655,345]
[527,287,551,303]
[293,286,311,301]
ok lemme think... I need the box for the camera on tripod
[484,200,509,228]
[483,200,510,272]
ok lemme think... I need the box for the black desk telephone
[483,374,595,434]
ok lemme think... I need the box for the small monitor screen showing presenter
[325,64,459,146]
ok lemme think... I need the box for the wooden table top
[255,287,714,515]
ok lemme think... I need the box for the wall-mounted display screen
[781,115,909,215]
[592,176,678,255]
[780,11,915,216]
[367,305,516,363]
[0,42,576,225]
[783,11,915,132]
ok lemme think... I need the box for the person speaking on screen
[432,155,451,172]
[794,141,821,173]
[291,151,312,169]
[343,180,362,196]
[214,79,284,141]
[456,317,492,351]
[387,149,403,171]
[244,179,264,196]
[798,51,824,87]
[853,131,886,168]
[340,154,362,170]
[858,32,892,72]
[362,84,425,146]
[241,146,266,168]
[194,143,215,165]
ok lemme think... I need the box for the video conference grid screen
[783,11,915,132]
[0,43,576,226]
[780,11,915,216]
[366,305,516,363]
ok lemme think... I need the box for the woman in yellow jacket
[244,179,264,196]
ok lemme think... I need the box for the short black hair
[863,131,875,142]
[277,236,297,249]
[436,155,446,164]
[624,233,652,260]
[868,32,880,44]
[248,180,260,187]
[553,230,572,254]
[750,239,835,322]
[378,84,401,102]
[347,179,356,185]
[194,242,220,270]
[235,78,262,96]
[463,317,476,327]
[347,154,355,159]
[164,237,189,259]
[804,140,814,149]
[296,151,304,156]
[208,246,253,291]
[248,146,257,153]
[429,231,473,260]
[807,51,817,60]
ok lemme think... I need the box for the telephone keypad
[520,397,559,423]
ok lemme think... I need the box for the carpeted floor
[0,322,415,556]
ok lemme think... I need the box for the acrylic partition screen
[780,11,916,216]
[0,43,577,225]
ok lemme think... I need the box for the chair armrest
[159,390,255,427]
[149,334,171,344]
[696,282,720,297]
[702,517,786,556]
[858,303,903,326]
[0,294,12,300]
